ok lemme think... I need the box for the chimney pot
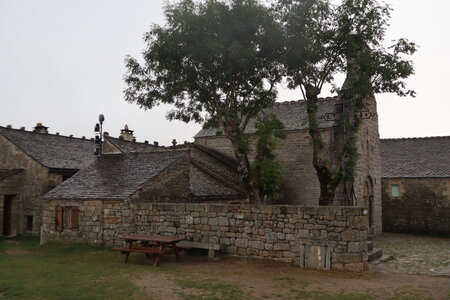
[144,140,149,144]
[120,124,134,141]
[6,125,11,129]
[20,127,25,131]
[33,122,48,134]
[172,139,177,146]
[82,136,86,140]
[69,134,73,138]
[154,141,159,146]
[56,132,59,135]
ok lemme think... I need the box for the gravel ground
[370,232,450,276]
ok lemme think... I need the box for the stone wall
[42,201,369,271]
[382,178,450,235]
[0,134,61,236]
[352,97,382,235]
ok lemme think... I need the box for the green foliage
[251,114,287,202]
[275,0,417,203]
[124,0,284,201]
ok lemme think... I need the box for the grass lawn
[0,236,151,300]
[1,236,448,300]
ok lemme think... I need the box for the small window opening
[391,185,400,197]
[25,216,33,231]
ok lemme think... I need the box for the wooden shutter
[55,205,63,231]
[70,207,79,230]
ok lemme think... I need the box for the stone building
[0,124,96,236]
[381,136,450,235]
[0,123,161,237]
[41,145,246,243]
[195,96,382,235]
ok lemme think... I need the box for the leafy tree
[276,0,417,205]
[124,0,284,202]
[250,114,287,203]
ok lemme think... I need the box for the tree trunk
[305,84,341,206]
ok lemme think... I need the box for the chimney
[119,124,134,141]
[153,141,159,146]
[172,139,177,147]
[33,123,48,134]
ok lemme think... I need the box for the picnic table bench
[113,234,184,267]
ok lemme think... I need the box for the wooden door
[3,195,13,236]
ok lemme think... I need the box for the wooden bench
[176,241,225,259]
[113,246,173,267]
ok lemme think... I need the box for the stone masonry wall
[195,130,332,206]
[0,134,60,236]
[382,178,450,235]
[42,201,369,271]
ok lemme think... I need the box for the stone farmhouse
[381,136,450,235]
[0,124,96,236]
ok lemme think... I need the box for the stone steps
[367,240,383,262]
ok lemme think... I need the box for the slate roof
[195,98,338,138]
[44,151,188,200]
[190,145,246,199]
[44,145,246,201]
[0,169,23,181]
[381,136,450,178]
[104,136,161,153]
[0,126,96,170]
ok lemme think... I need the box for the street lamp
[94,114,105,156]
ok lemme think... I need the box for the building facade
[381,137,450,235]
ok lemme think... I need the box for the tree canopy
[124,0,417,205]
[276,0,417,204]
[124,0,284,201]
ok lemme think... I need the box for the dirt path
[134,255,450,299]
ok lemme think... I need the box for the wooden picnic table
[113,234,185,267]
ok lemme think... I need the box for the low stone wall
[41,201,369,271]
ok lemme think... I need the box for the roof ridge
[381,136,450,141]
[0,126,93,142]
[274,96,339,106]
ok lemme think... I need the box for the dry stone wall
[42,201,369,271]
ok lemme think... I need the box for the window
[25,216,33,231]
[70,207,79,230]
[391,185,400,197]
[55,205,64,231]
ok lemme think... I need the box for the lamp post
[94,114,105,156]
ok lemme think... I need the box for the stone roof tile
[195,98,337,138]
[381,136,450,178]
[0,126,96,170]
[44,150,188,200]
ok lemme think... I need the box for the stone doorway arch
[363,176,374,236]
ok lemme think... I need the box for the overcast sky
[0,0,449,145]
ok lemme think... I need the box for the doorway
[3,195,15,236]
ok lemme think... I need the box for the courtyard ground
[0,233,448,300]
